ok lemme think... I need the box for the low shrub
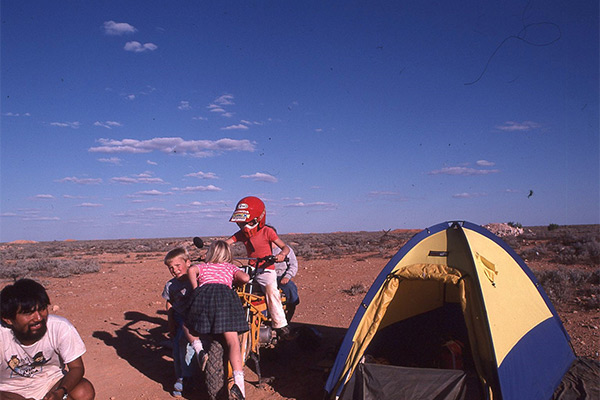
[534,267,599,307]
[0,259,101,279]
[342,283,367,296]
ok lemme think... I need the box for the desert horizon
[1,223,598,399]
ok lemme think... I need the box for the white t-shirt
[0,314,87,399]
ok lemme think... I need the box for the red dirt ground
[11,249,596,400]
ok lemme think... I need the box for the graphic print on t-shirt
[6,351,50,377]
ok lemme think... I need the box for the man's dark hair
[0,279,50,320]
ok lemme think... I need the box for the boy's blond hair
[205,240,233,264]
[164,247,190,265]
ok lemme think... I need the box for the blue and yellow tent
[325,221,576,400]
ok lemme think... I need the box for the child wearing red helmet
[226,196,292,339]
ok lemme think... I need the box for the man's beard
[14,319,47,344]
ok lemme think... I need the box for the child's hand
[274,253,285,263]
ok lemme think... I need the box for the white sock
[192,339,204,353]
[233,370,245,396]
[174,377,183,392]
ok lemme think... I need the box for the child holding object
[226,196,293,339]
[186,240,250,400]
[162,247,198,398]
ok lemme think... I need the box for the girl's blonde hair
[205,240,233,264]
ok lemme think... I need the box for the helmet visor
[230,210,250,223]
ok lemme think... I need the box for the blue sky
[1,1,598,242]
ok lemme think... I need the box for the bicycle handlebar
[190,237,288,266]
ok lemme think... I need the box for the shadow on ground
[92,311,180,396]
[247,322,347,400]
[94,314,346,400]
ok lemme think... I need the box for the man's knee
[70,378,95,400]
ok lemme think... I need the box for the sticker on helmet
[236,203,249,209]
[230,210,250,222]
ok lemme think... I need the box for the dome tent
[324,221,587,400]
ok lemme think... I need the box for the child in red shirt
[225,196,292,339]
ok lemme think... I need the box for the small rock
[52,305,60,312]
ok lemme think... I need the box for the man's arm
[42,357,85,400]
[283,248,298,281]
[0,391,32,400]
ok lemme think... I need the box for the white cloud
[111,177,140,184]
[214,94,235,105]
[111,172,166,184]
[496,121,541,132]
[428,166,500,176]
[134,190,172,196]
[98,157,122,165]
[94,120,122,129]
[23,216,60,221]
[476,160,495,167]
[147,160,158,165]
[124,41,158,53]
[452,192,488,199]
[185,171,218,179]
[367,191,408,201]
[125,94,136,101]
[221,124,248,130]
[103,21,137,35]
[193,116,208,121]
[208,105,226,113]
[78,203,103,207]
[3,112,31,117]
[187,200,229,207]
[178,101,192,110]
[57,177,103,185]
[284,201,337,210]
[89,137,256,157]
[33,194,55,200]
[50,121,80,129]
[240,172,278,183]
[207,95,235,118]
[172,185,222,192]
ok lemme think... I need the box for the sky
[1,1,598,242]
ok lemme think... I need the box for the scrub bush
[0,258,101,279]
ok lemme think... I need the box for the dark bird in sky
[528,190,534,198]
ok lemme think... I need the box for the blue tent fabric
[498,318,575,400]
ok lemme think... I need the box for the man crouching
[0,279,95,400]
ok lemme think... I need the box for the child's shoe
[276,325,297,340]
[229,383,245,400]
[172,378,183,398]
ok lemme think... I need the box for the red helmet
[229,196,266,237]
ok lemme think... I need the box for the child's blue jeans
[173,312,195,379]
